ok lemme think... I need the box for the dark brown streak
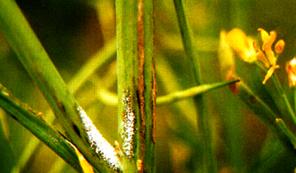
[137,0,145,172]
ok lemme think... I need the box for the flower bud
[286,57,296,87]
[275,39,285,54]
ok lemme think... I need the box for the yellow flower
[225,28,257,63]
[225,28,285,84]
[257,28,284,84]
[286,57,296,87]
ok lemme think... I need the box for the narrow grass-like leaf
[96,80,239,106]
[0,84,82,172]
[0,112,14,173]
[0,1,120,172]
[157,80,239,105]
[275,118,296,148]
[173,0,217,172]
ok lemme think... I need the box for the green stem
[157,80,238,105]
[275,118,296,148]
[116,0,139,171]
[142,0,156,172]
[0,1,120,172]
[0,84,82,172]
[173,0,217,172]
[271,75,296,124]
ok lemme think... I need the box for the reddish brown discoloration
[226,68,240,94]
[137,0,145,171]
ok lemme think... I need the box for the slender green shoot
[96,80,239,106]
[173,0,217,172]
[275,118,296,148]
[271,75,296,124]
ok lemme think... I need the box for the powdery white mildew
[121,94,136,158]
[76,106,120,170]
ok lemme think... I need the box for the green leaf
[0,1,120,172]
[0,84,82,172]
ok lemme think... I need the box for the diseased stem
[142,0,156,172]
[0,1,120,172]
[116,0,139,171]
[116,0,155,171]
[173,0,217,172]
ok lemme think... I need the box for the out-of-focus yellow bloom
[225,28,257,63]
[286,57,296,87]
[225,28,285,84]
[275,39,285,54]
[219,31,239,94]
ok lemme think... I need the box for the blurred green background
[1,0,296,172]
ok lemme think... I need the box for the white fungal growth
[121,94,136,158]
[76,106,120,170]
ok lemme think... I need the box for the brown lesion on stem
[137,0,145,171]
[137,0,156,171]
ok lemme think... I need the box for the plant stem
[275,118,296,148]
[271,75,296,124]
[157,80,238,105]
[0,1,120,172]
[116,0,155,171]
[0,84,82,172]
[116,0,139,171]
[142,0,156,171]
[173,0,217,172]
